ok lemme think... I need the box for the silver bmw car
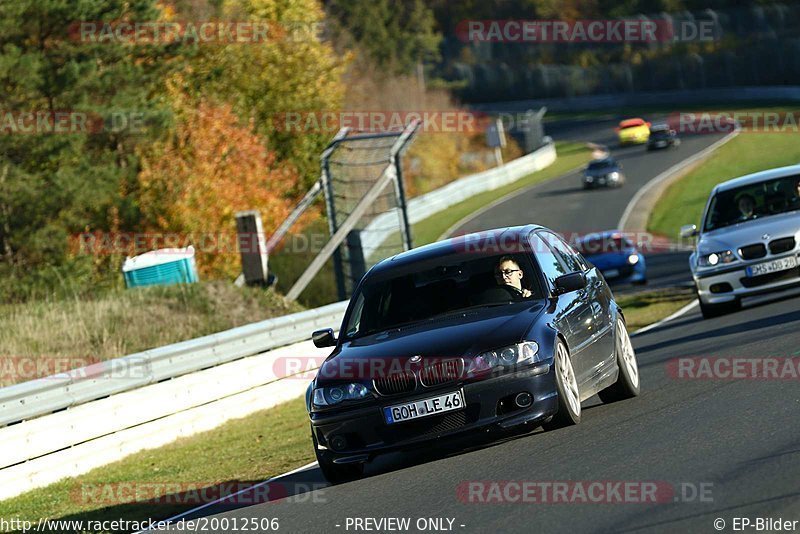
[681,165,800,318]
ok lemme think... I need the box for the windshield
[343,252,542,340]
[575,236,633,257]
[587,159,616,170]
[703,175,800,231]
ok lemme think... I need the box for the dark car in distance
[306,226,640,483]
[647,123,680,150]
[582,157,626,189]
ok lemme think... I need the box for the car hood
[698,211,800,254]
[317,301,546,385]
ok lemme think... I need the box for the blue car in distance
[575,231,647,285]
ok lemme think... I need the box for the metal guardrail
[0,300,348,426]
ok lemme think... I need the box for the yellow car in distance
[616,118,651,146]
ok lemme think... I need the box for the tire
[543,339,581,430]
[598,317,640,403]
[699,297,741,319]
[313,431,364,484]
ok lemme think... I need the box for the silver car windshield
[704,175,800,232]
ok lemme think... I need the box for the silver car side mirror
[680,224,698,238]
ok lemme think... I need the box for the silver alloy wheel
[616,319,639,388]
[556,343,580,416]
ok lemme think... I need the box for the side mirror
[312,328,336,348]
[680,224,698,238]
[554,272,586,295]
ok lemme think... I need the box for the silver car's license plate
[384,390,464,425]
[746,256,798,277]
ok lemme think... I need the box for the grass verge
[648,132,800,239]
[1,286,690,531]
[412,141,591,245]
[0,282,302,386]
[616,287,695,331]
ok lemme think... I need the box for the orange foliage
[138,100,304,278]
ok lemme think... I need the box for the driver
[495,256,532,298]
[737,194,756,220]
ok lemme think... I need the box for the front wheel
[543,340,581,430]
[598,317,640,403]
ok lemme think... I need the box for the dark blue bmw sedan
[306,225,640,483]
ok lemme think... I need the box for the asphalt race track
[450,119,725,293]
[160,123,800,534]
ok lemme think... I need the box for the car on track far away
[574,231,647,286]
[646,123,680,150]
[306,225,640,483]
[682,165,800,318]
[616,117,651,145]
[583,156,626,189]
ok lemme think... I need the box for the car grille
[373,370,416,396]
[377,411,469,444]
[738,243,767,260]
[769,237,796,255]
[419,359,464,387]
[740,267,800,288]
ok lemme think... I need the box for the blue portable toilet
[122,246,199,288]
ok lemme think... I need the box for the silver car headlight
[697,250,737,267]
[467,342,541,375]
[312,383,370,406]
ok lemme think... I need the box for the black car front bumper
[310,364,559,464]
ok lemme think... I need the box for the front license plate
[384,390,465,425]
[746,256,798,277]
[603,268,620,279]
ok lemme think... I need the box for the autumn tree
[177,0,347,190]
[138,94,302,279]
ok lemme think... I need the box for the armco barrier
[0,339,332,500]
[0,300,348,427]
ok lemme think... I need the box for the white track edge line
[630,299,699,337]
[134,460,319,532]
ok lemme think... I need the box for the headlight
[628,254,639,265]
[609,171,620,179]
[312,383,370,406]
[585,175,594,182]
[697,250,736,267]
[467,342,541,374]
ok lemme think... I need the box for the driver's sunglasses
[498,269,521,276]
